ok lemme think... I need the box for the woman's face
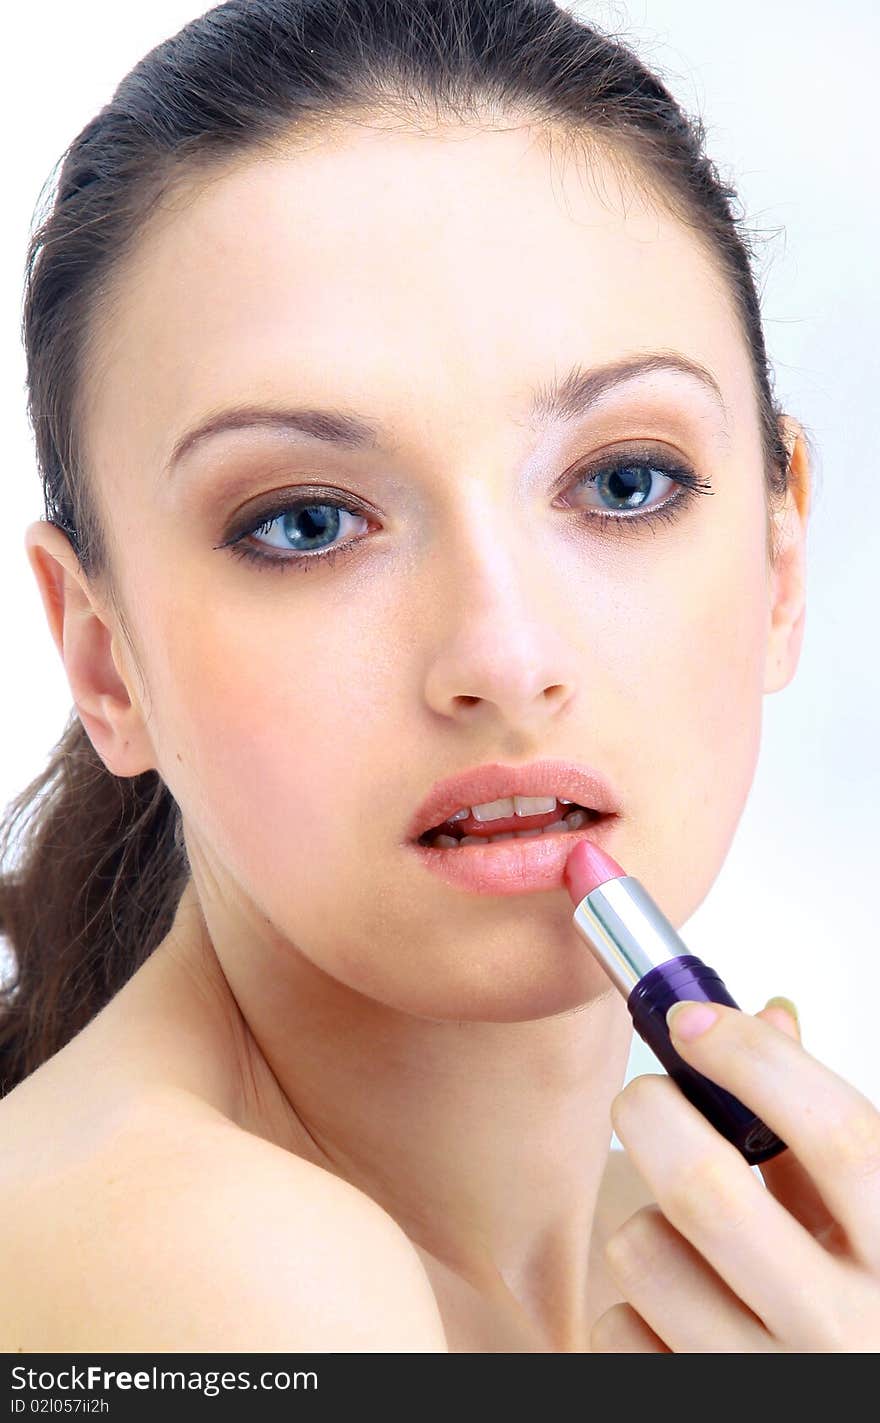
[71,123,802,1021]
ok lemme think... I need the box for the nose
[420,535,579,730]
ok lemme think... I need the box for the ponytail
[0,709,187,1097]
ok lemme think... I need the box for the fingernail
[764,995,799,1028]
[666,1000,719,1042]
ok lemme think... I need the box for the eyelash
[218,449,715,575]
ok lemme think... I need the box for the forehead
[83,124,748,478]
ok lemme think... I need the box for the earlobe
[23,519,157,778]
[763,418,810,695]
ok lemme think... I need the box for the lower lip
[407,815,619,896]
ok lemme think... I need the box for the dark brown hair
[0,0,801,1096]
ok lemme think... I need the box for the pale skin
[21,118,879,1351]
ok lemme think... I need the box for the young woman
[1,0,876,1352]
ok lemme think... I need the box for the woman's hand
[592,998,880,1352]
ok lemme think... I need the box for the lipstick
[564,840,787,1166]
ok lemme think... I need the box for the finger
[666,999,880,1270]
[612,1073,854,1350]
[758,999,801,1043]
[755,1003,840,1245]
[604,1205,780,1352]
[759,1145,843,1249]
[590,1302,670,1353]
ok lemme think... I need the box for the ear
[763,416,811,695]
[24,519,158,777]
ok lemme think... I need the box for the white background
[1,2,877,1103]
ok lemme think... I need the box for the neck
[158,875,633,1347]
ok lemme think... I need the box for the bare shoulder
[2,1088,448,1353]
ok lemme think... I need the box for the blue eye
[219,450,714,575]
[219,496,373,575]
[567,449,715,530]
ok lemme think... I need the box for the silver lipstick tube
[569,870,788,1165]
[571,874,690,996]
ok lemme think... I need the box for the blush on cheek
[155,587,393,910]
[149,630,322,833]
[606,517,767,926]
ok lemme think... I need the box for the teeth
[471,796,512,821]
[442,806,592,848]
[467,795,562,823]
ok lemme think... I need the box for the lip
[404,758,621,843]
[406,811,620,896]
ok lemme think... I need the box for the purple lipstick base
[628,956,787,1165]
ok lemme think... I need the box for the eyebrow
[164,351,727,475]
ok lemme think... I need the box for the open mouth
[416,800,604,848]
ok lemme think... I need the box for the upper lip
[405,759,620,841]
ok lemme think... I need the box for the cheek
[610,490,769,925]
[146,589,389,891]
